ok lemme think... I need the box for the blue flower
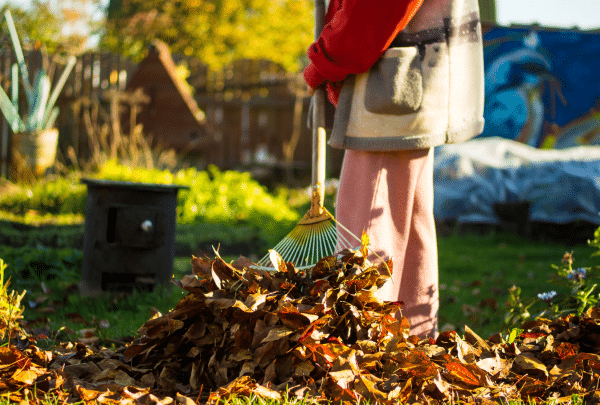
[567,268,587,281]
[537,291,557,302]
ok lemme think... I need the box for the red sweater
[303,0,423,106]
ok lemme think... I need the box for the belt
[388,16,480,48]
[388,27,448,48]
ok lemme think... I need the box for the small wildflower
[537,291,557,302]
[567,267,587,282]
[562,251,574,266]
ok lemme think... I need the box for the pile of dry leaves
[3,239,600,404]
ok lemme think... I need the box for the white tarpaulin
[434,137,600,224]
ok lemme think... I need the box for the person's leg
[335,148,438,338]
[395,149,438,338]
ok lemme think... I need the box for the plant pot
[13,128,59,176]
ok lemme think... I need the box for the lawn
[436,229,597,338]
[1,220,596,343]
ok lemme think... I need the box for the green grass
[0,391,586,405]
[437,230,597,339]
[2,223,596,344]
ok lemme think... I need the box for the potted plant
[0,10,76,177]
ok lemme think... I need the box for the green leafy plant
[504,285,534,328]
[0,258,26,344]
[0,10,75,134]
[549,249,600,316]
[504,227,600,326]
[0,175,87,216]
[96,160,300,245]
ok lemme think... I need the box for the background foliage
[0,1,61,52]
[102,0,315,71]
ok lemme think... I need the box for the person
[303,0,485,338]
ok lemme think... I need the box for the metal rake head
[253,213,361,271]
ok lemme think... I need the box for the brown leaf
[261,327,295,343]
[464,324,491,352]
[476,355,512,378]
[392,350,439,380]
[354,372,388,403]
[252,384,282,401]
[263,360,277,385]
[66,312,90,325]
[359,352,384,371]
[0,346,22,370]
[114,370,136,387]
[293,361,314,377]
[191,255,213,277]
[211,251,238,282]
[173,274,206,291]
[65,361,103,378]
[311,256,338,279]
[559,352,600,372]
[11,367,44,385]
[176,392,197,405]
[445,361,490,387]
[234,328,253,350]
[555,341,579,360]
[456,335,481,364]
[244,293,267,312]
[140,372,156,388]
[388,377,413,404]
[76,385,101,401]
[77,336,100,345]
[514,353,548,377]
[329,349,360,389]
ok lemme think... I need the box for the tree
[0,1,62,52]
[55,0,106,54]
[101,0,314,71]
[0,0,105,55]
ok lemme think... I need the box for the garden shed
[125,40,213,155]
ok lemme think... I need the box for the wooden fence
[188,58,342,183]
[0,46,343,184]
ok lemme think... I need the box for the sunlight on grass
[437,231,597,339]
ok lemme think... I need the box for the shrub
[97,160,300,236]
[0,161,301,248]
[0,258,26,342]
[0,175,87,216]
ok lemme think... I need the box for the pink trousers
[336,148,439,338]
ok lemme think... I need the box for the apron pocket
[364,46,423,115]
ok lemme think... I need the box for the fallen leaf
[514,353,548,377]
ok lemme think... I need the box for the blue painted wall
[480,27,600,148]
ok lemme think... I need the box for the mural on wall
[480,27,600,149]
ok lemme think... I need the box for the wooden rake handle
[311,0,327,210]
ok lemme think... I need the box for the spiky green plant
[0,10,75,134]
[0,258,26,344]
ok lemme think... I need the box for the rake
[253,0,362,271]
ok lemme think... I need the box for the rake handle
[311,0,327,209]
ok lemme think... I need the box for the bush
[0,175,87,216]
[0,161,301,249]
[97,161,300,244]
